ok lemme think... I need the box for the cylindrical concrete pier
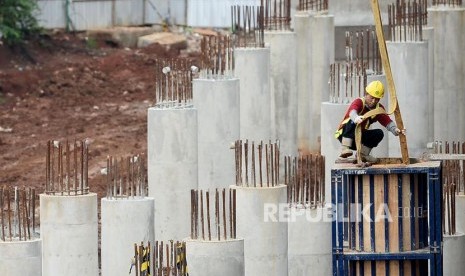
[295,12,314,153]
[264,31,298,157]
[455,195,465,234]
[234,184,288,276]
[40,193,98,276]
[234,47,271,141]
[0,239,42,276]
[444,233,465,275]
[193,78,240,190]
[429,7,465,141]
[309,14,334,153]
[288,206,332,276]
[321,102,348,203]
[101,197,155,276]
[185,238,245,276]
[148,107,198,241]
[387,41,429,158]
[423,27,435,143]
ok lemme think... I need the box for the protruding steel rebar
[388,0,428,42]
[200,34,235,79]
[432,0,462,6]
[285,154,325,207]
[431,140,465,235]
[106,154,147,199]
[132,240,188,276]
[0,186,38,241]
[234,139,281,187]
[45,139,89,195]
[262,0,292,31]
[190,188,237,241]
[154,58,198,108]
[231,5,265,48]
[298,0,328,12]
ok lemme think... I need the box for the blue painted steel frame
[331,162,443,276]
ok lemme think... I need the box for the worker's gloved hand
[354,116,364,124]
[394,128,406,136]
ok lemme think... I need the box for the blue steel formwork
[331,161,443,276]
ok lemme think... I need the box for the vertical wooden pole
[371,0,410,164]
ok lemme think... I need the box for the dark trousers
[338,121,384,149]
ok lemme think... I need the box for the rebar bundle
[190,188,236,241]
[0,186,37,241]
[345,29,382,74]
[45,139,89,195]
[132,241,188,276]
[234,140,280,187]
[106,154,147,199]
[329,61,367,104]
[297,0,328,12]
[388,0,428,42]
[154,58,198,108]
[262,0,292,31]
[284,154,325,208]
[231,5,265,48]
[432,0,462,6]
[431,141,465,235]
[199,34,234,79]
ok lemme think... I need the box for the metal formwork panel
[331,161,443,276]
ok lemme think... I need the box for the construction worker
[334,80,405,162]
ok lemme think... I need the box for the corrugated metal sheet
[187,0,260,28]
[36,0,167,30]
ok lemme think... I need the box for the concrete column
[148,107,198,241]
[193,78,240,190]
[295,12,334,153]
[387,41,429,158]
[295,12,313,153]
[265,31,298,157]
[40,193,98,276]
[288,207,332,276]
[234,184,288,276]
[455,195,465,234]
[423,27,435,143]
[309,13,334,153]
[444,233,465,275]
[234,47,271,141]
[321,102,348,204]
[0,239,42,276]
[185,238,245,276]
[429,7,465,141]
[101,198,155,276]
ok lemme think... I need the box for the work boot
[339,138,353,158]
[360,145,378,163]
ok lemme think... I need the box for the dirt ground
[0,28,201,199]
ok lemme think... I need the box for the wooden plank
[363,175,371,252]
[402,174,412,251]
[371,0,409,164]
[388,174,399,252]
[374,174,385,253]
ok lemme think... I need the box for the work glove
[394,128,406,136]
[354,116,364,124]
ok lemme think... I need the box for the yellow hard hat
[365,80,384,98]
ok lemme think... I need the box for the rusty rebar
[285,154,325,207]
